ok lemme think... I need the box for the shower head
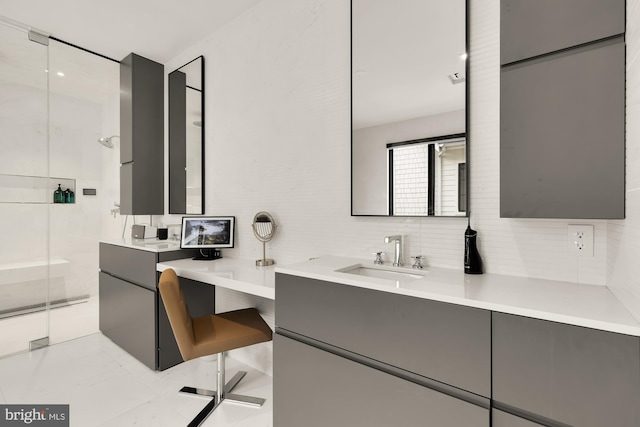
[98,135,119,149]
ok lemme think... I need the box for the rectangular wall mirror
[351,0,468,217]
[169,56,204,214]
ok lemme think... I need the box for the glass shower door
[0,20,51,356]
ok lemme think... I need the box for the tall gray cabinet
[500,0,625,219]
[120,53,164,215]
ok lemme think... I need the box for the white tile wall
[161,0,613,289]
[608,2,640,321]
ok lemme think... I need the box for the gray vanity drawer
[99,243,157,289]
[274,334,489,427]
[99,272,156,369]
[275,273,491,397]
[493,312,640,427]
[492,409,543,427]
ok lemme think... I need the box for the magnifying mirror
[252,211,277,266]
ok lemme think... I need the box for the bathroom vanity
[274,257,640,427]
[98,240,211,370]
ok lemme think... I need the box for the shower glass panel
[46,39,119,345]
[0,21,119,358]
[0,21,51,356]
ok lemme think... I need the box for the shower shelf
[0,174,76,204]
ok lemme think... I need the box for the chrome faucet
[384,235,404,267]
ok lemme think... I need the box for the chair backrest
[158,268,196,361]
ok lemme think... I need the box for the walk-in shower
[0,16,120,358]
[98,135,119,148]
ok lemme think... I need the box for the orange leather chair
[158,268,272,426]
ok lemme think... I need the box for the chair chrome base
[180,353,266,427]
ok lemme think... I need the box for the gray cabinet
[276,273,491,397]
[501,0,625,65]
[274,334,488,427]
[500,0,625,219]
[120,53,164,215]
[492,409,543,427]
[99,243,213,370]
[99,272,156,368]
[500,38,625,219]
[492,312,640,427]
[274,273,490,426]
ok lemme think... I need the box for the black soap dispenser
[464,215,483,274]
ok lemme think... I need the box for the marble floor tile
[0,333,273,426]
[0,297,99,358]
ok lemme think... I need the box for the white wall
[608,2,640,321]
[163,0,614,283]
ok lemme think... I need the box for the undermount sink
[336,264,426,282]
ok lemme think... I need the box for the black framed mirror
[351,0,469,217]
[169,56,204,214]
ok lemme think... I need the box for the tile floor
[0,331,273,426]
[0,297,100,357]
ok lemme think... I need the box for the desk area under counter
[156,258,275,300]
[99,236,276,373]
[274,256,640,427]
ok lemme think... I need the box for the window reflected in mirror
[389,134,466,216]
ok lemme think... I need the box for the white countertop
[101,237,184,253]
[157,258,275,300]
[276,256,640,337]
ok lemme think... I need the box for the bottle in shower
[54,184,64,203]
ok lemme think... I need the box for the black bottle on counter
[464,215,483,274]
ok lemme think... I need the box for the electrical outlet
[567,225,594,257]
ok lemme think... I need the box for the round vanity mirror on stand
[252,211,277,266]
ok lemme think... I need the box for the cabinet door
[500,37,624,219]
[492,312,640,427]
[501,0,624,64]
[492,409,544,427]
[274,334,488,427]
[119,53,164,215]
[276,274,491,397]
[99,243,157,289]
[99,272,156,369]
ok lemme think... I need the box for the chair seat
[191,308,272,360]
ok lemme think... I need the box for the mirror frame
[169,55,205,214]
[350,0,470,218]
